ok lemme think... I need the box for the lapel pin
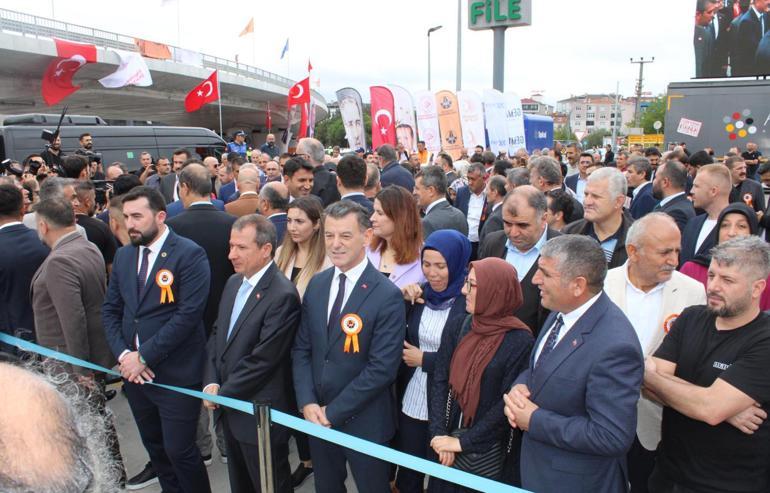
[161,252,167,258]
[571,339,577,347]
[256,293,261,300]
[361,283,368,289]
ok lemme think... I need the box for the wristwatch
[138,353,147,365]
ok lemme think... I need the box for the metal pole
[611,81,619,151]
[456,0,462,91]
[216,71,223,137]
[492,27,506,91]
[253,401,275,493]
[428,32,432,90]
[630,57,654,128]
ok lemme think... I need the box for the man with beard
[651,160,695,232]
[644,236,770,493]
[41,134,65,168]
[102,186,212,493]
[74,180,118,275]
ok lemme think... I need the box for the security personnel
[227,131,248,158]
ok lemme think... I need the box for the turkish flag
[41,38,97,106]
[288,77,310,107]
[370,86,396,149]
[185,71,219,112]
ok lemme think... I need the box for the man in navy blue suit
[730,0,769,76]
[505,235,644,493]
[0,184,49,347]
[292,200,405,493]
[453,162,488,260]
[336,154,374,215]
[102,186,212,493]
[627,156,658,220]
[377,144,414,192]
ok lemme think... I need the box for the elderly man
[454,162,488,260]
[726,155,765,213]
[414,166,467,239]
[297,137,340,206]
[225,166,261,218]
[604,213,706,492]
[563,167,634,268]
[644,236,770,493]
[479,185,561,335]
[258,182,289,244]
[505,235,644,493]
[505,167,530,193]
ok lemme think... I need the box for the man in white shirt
[455,163,487,260]
[604,213,706,492]
[414,166,468,239]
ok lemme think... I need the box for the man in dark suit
[530,156,584,223]
[726,155,765,213]
[680,164,732,266]
[292,200,405,493]
[479,186,560,336]
[203,215,301,493]
[756,28,770,72]
[336,154,374,214]
[31,196,126,481]
[159,148,190,204]
[651,160,695,232]
[627,156,658,220]
[166,197,225,219]
[437,153,458,185]
[298,138,340,207]
[730,0,768,76]
[0,184,48,347]
[74,181,117,273]
[258,182,289,244]
[378,144,415,192]
[479,175,507,244]
[564,152,592,205]
[454,162,488,260]
[695,1,717,78]
[414,166,468,239]
[102,186,212,493]
[505,235,644,493]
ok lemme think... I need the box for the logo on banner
[441,96,452,110]
[447,131,458,145]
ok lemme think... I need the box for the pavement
[109,384,358,492]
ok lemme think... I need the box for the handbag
[442,315,510,480]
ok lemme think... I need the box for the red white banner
[41,38,97,106]
[370,86,396,149]
[184,71,219,112]
[288,78,310,138]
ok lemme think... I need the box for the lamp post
[427,25,443,90]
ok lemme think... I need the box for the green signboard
[468,0,531,30]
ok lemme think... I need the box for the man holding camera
[41,135,65,168]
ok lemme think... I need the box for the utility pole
[611,81,620,151]
[630,57,654,128]
[456,0,462,91]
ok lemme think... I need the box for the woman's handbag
[445,389,505,479]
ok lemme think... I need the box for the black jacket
[561,213,634,270]
[311,165,341,207]
[657,193,695,232]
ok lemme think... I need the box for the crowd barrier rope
[0,332,529,493]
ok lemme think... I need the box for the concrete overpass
[0,8,326,139]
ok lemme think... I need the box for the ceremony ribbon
[156,269,175,304]
[0,333,527,493]
[341,314,362,353]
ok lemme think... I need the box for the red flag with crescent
[185,70,219,112]
[370,86,396,149]
[288,78,310,138]
[41,38,98,106]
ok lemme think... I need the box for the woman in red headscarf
[427,257,534,490]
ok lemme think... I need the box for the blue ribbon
[0,333,528,493]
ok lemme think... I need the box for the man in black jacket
[378,144,415,191]
[726,155,765,213]
[651,160,695,232]
[297,138,340,207]
[203,215,300,493]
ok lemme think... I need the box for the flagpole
[217,71,223,137]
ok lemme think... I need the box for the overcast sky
[1,0,694,105]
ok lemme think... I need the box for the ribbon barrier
[0,333,528,493]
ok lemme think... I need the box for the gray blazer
[479,203,503,245]
[421,200,468,239]
[31,231,115,374]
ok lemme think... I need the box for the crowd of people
[1,132,770,493]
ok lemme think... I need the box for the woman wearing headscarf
[395,230,472,493]
[428,258,534,491]
[680,202,770,309]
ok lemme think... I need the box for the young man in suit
[505,235,644,493]
[203,214,301,493]
[627,156,658,220]
[565,152,592,205]
[102,186,212,493]
[292,200,405,493]
[159,148,189,204]
[0,184,48,347]
[479,185,560,335]
[414,166,468,239]
[651,160,695,232]
[604,213,706,492]
[336,154,374,214]
[680,164,732,267]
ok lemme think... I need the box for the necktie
[653,203,662,212]
[536,315,565,368]
[327,273,347,337]
[227,279,253,340]
[137,247,151,297]
[762,14,766,37]
[709,19,716,39]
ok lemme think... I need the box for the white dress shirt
[534,292,602,362]
[0,221,22,231]
[402,306,451,420]
[575,176,588,205]
[505,226,548,281]
[695,218,717,253]
[327,255,369,322]
[623,263,665,354]
[658,191,685,208]
[466,191,485,242]
[425,198,447,215]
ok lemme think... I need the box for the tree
[640,96,666,135]
[584,129,612,149]
[313,104,373,148]
[554,126,577,142]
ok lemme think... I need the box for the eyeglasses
[464,278,477,292]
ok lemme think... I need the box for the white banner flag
[482,89,507,154]
[414,90,441,153]
[504,92,527,155]
[388,85,418,153]
[99,49,153,88]
[457,90,486,151]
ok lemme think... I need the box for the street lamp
[427,25,443,90]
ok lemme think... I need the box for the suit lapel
[223,264,276,353]
[530,294,609,398]
[327,264,379,354]
[138,231,175,306]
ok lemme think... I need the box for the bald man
[260,133,280,159]
[225,166,261,218]
[258,181,289,244]
[203,156,221,196]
